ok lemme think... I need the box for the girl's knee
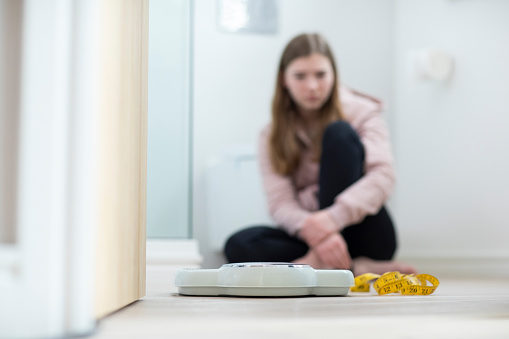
[323,121,360,145]
[322,121,364,159]
[224,226,272,262]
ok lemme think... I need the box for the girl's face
[283,53,335,118]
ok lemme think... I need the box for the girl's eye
[316,72,326,78]
[295,74,305,80]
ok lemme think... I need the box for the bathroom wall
[392,0,509,265]
[192,0,396,268]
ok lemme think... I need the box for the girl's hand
[314,232,351,269]
[298,210,338,247]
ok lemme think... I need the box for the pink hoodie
[258,85,395,235]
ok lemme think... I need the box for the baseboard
[144,242,509,278]
[396,250,509,278]
[146,239,203,266]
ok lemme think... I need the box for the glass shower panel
[147,0,192,238]
[0,0,22,244]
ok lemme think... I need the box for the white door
[0,0,148,337]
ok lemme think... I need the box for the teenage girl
[224,33,417,276]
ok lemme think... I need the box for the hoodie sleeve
[325,87,396,230]
[258,126,311,235]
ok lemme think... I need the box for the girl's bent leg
[224,226,308,263]
[340,207,419,275]
[318,121,401,264]
[319,120,364,208]
[341,206,397,260]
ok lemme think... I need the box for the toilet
[206,144,272,251]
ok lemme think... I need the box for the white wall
[393,0,509,263]
[193,0,396,268]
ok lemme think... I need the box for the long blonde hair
[269,33,345,176]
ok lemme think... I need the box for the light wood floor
[92,265,509,339]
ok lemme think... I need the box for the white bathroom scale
[175,262,354,297]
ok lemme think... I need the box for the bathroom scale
[174,262,354,297]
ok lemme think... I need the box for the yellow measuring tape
[351,271,439,295]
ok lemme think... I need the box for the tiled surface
[92,265,509,339]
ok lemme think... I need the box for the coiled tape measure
[175,262,439,297]
[351,271,440,295]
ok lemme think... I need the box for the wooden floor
[92,265,509,339]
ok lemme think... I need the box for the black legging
[224,121,397,263]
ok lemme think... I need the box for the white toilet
[206,144,272,251]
